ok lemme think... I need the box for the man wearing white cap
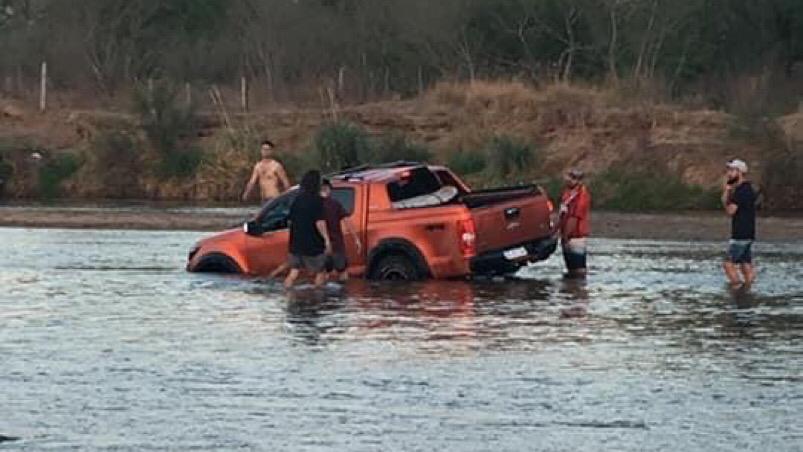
[721,159,757,288]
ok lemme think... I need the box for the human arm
[276,162,290,193]
[316,219,332,254]
[242,164,259,201]
[722,183,738,217]
[343,218,361,253]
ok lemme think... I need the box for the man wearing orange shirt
[559,169,591,278]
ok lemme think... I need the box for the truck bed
[460,185,540,209]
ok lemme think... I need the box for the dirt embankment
[1,81,800,202]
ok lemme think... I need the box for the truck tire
[369,254,421,281]
[193,253,242,274]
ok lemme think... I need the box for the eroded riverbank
[1,204,802,241]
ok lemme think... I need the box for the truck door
[331,186,366,275]
[243,191,298,275]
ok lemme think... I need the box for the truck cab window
[257,190,298,231]
[387,167,442,202]
[331,187,356,215]
[434,170,468,195]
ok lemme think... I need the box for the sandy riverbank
[1,205,802,241]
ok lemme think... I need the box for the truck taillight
[546,199,555,212]
[458,218,477,257]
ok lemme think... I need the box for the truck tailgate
[466,187,553,254]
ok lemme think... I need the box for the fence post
[240,76,248,112]
[185,82,192,108]
[39,61,47,112]
[338,65,345,96]
[16,65,23,95]
[418,66,424,94]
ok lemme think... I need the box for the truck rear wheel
[369,254,421,281]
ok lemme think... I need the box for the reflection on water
[0,228,801,451]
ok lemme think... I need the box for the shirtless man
[242,140,291,202]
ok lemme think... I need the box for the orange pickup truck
[187,162,557,280]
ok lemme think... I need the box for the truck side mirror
[244,220,263,236]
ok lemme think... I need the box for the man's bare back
[243,141,290,202]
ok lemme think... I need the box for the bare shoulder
[267,159,285,170]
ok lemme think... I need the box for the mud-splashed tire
[369,254,421,281]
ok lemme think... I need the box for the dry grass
[0,80,777,201]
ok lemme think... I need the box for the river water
[1,227,801,451]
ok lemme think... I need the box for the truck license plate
[503,247,528,260]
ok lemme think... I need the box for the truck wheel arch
[367,239,431,280]
[192,252,244,274]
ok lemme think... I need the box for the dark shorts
[289,253,326,273]
[326,252,348,273]
[726,240,753,264]
[562,238,587,271]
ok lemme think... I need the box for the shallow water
[1,227,801,451]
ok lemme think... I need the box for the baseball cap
[726,159,748,173]
[567,168,585,179]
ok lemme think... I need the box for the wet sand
[1,205,802,241]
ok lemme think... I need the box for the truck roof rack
[328,161,425,179]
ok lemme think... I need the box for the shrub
[762,143,803,210]
[486,135,536,181]
[39,153,81,198]
[447,148,487,176]
[86,129,143,198]
[371,133,432,164]
[132,79,200,179]
[593,166,719,211]
[314,121,371,172]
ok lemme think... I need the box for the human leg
[723,261,742,287]
[284,254,304,288]
[332,252,349,282]
[740,264,756,287]
[304,254,328,288]
[726,240,753,288]
[562,238,587,278]
[269,262,290,279]
[284,269,300,289]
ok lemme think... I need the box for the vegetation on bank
[1,79,801,211]
[0,1,800,210]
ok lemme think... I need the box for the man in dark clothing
[321,180,361,281]
[284,170,331,289]
[721,159,757,289]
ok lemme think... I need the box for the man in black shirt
[721,159,757,289]
[284,170,331,289]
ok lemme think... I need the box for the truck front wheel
[369,254,421,281]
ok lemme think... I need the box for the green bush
[447,148,487,176]
[762,144,803,210]
[486,135,535,180]
[542,177,565,203]
[314,121,372,172]
[132,79,200,179]
[593,166,719,211]
[86,129,143,197]
[371,133,432,164]
[39,153,82,198]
